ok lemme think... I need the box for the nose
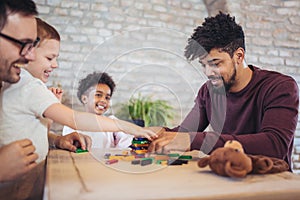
[51,59,58,69]
[204,65,214,76]
[100,96,106,102]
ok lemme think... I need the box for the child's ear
[81,95,88,104]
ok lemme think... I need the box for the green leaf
[114,93,174,127]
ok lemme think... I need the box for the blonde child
[0,18,157,163]
[24,18,92,152]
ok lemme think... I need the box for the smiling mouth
[44,71,51,77]
[208,77,223,87]
[96,104,105,110]
[209,77,221,81]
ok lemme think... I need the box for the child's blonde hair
[36,17,60,44]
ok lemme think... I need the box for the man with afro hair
[149,12,298,171]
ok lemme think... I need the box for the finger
[157,128,166,136]
[18,138,33,147]
[161,147,170,154]
[85,136,92,151]
[26,152,39,164]
[77,136,86,150]
[146,130,158,139]
[73,140,80,148]
[57,88,63,94]
[64,141,77,152]
[142,133,150,141]
[22,153,38,173]
[26,162,38,171]
[23,144,36,156]
[155,139,170,152]
[143,133,154,141]
[49,87,55,93]
[148,140,158,152]
[148,143,155,153]
[154,143,163,153]
[25,159,38,171]
[71,133,86,150]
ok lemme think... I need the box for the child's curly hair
[77,72,116,104]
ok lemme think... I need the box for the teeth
[14,63,26,68]
[97,105,104,109]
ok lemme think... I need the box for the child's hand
[49,87,64,102]
[53,132,92,152]
[115,120,158,140]
[135,127,158,141]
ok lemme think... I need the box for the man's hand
[148,131,191,153]
[0,139,38,182]
[54,132,92,152]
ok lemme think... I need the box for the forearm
[72,111,120,132]
[190,131,291,159]
[45,104,125,132]
[189,131,224,153]
[45,103,156,139]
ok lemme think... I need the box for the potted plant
[114,94,174,127]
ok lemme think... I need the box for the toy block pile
[130,138,150,155]
[103,138,192,166]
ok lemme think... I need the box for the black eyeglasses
[0,32,40,56]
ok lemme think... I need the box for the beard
[0,57,28,83]
[210,62,237,94]
[0,63,20,84]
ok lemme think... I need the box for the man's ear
[81,95,88,104]
[234,47,245,65]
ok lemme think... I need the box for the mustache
[208,76,222,80]
[14,59,29,65]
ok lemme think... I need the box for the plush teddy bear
[198,140,289,178]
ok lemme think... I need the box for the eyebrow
[95,90,111,96]
[207,58,221,64]
[49,53,59,57]
[199,58,221,65]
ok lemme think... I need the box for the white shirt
[62,115,133,149]
[0,69,59,163]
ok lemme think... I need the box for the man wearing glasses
[0,0,39,185]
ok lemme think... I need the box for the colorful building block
[105,159,118,165]
[141,158,153,166]
[75,148,89,153]
[178,155,192,160]
[131,160,141,165]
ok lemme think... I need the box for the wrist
[50,135,61,149]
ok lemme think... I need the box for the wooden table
[44,149,300,200]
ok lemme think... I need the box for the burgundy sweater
[169,65,299,169]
